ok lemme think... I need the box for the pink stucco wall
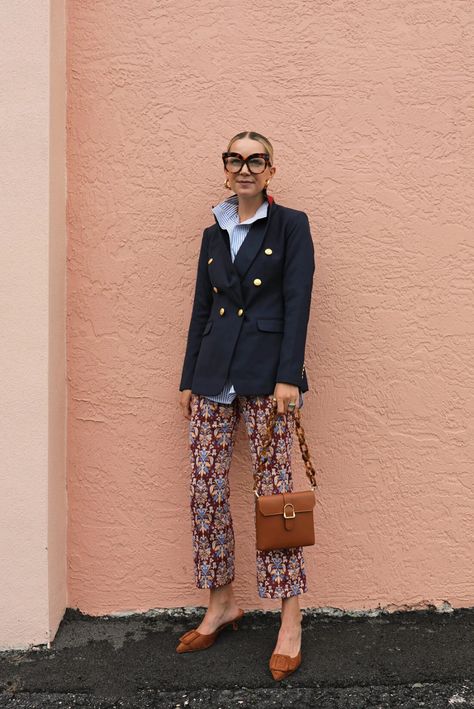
[66,1,474,614]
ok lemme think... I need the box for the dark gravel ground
[0,606,472,708]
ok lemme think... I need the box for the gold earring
[224,178,231,189]
[264,179,270,188]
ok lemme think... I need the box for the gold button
[219,307,225,316]
[237,308,244,316]
[253,278,262,286]
[264,248,273,255]
[208,257,213,264]
[213,286,218,293]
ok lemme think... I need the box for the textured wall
[67,0,474,614]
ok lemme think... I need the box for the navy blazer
[179,194,315,396]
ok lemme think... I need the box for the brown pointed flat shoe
[269,649,302,680]
[176,608,245,653]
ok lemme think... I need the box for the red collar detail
[267,194,274,205]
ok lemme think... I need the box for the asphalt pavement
[0,606,473,708]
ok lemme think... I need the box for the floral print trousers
[188,393,308,599]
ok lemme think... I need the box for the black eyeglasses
[222,151,271,175]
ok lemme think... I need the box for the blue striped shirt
[204,193,304,409]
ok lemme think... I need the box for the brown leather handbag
[254,403,318,551]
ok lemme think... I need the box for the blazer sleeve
[276,211,316,387]
[179,228,213,391]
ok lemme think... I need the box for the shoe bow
[178,629,202,644]
[270,653,292,671]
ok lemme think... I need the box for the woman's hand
[273,382,300,415]
[180,389,193,420]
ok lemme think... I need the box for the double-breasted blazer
[179,194,316,397]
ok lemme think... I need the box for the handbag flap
[256,490,315,517]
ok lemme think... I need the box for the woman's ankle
[208,583,237,610]
[280,596,302,627]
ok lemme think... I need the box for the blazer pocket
[202,320,213,336]
[256,318,284,333]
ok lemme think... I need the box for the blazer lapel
[233,217,268,280]
[211,218,245,306]
[234,194,274,280]
[211,194,275,305]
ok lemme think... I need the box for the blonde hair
[226,131,274,193]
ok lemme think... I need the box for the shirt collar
[212,193,269,231]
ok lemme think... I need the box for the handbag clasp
[283,502,296,519]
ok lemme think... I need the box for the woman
[177,131,315,680]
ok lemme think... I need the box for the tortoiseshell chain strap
[253,403,318,498]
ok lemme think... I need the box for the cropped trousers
[187,392,308,599]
